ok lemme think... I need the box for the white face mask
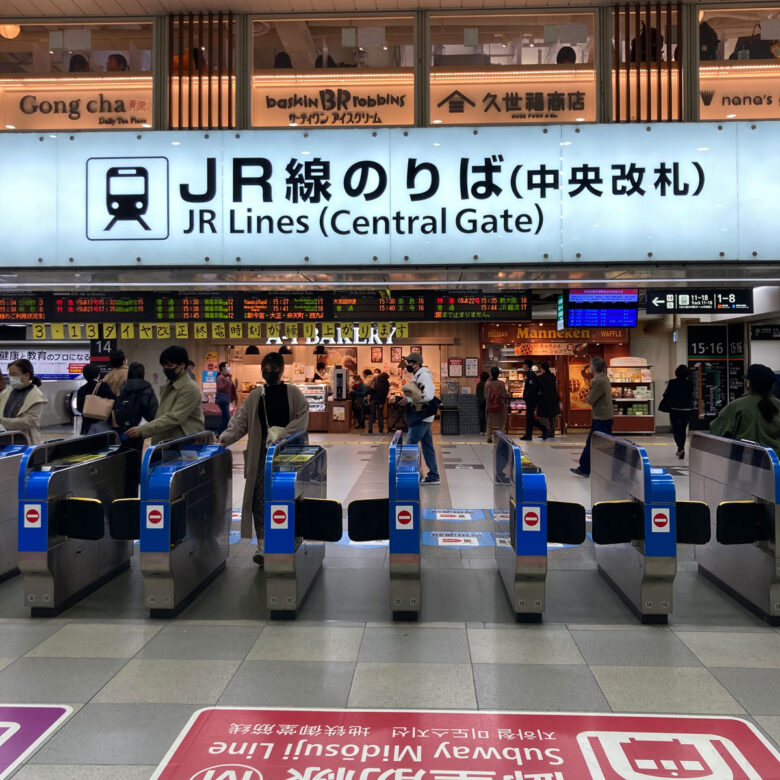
[8,376,23,389]
[224,366,231,373]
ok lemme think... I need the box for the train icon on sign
[86,156,169,240]
[577,730,762,779]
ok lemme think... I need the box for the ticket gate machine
[348,431,422,621]
[493,432,586,622]
[109,432,232,618]
[17,432,138,615]
[264,432,342,619]
[0,432,29,581]
[590,432,710,623]
[690,432,780,625]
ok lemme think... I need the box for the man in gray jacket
[571,355,613,477]
[402,352,440,485]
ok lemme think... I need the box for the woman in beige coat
[0,359,47,444]
[219,352,309,566]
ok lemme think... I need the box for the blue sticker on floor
[421,508,486,522]
[333,530,388,549]
[422,530,494,547]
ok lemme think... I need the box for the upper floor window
[0,22,153,130]
[252,16,415,127]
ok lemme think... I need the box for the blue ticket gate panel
[0,432,29,581]
[110,432,232,618]
[264,432,342,619]
[493,432,586,622]
[590,432,710,624]
[17,432,138,615]
[690,432,780,625]
[347,431,422,621]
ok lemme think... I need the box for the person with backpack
[367,371,390,434]
[103,349,128,397]
[485,366,508,444]
[215,361,238,435]
[521,359,549,441]
[76,363,116,435]
[401,352,440,484]
[114,362,158,457]
[537,362,560,440]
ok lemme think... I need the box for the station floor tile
[467,627,585,665]
[247,625,364,662]
[674,630,780,668]
[348,662,476,709]
[570,628,703,667]
[0,658,125,703]
[754,715,780,747]
[136,623,264,661]
[0,622,66,657]
[590,665,746,714]
[220,660,355,708]
[15,765,157,779]
[358,627,469,664]
[25,622,162,659]
[473,663,609,711]
[93,659,240,705]
[29,703,196,766]
[710,667,780,715]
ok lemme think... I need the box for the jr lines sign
[0,122,776,267]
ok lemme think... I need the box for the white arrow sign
[652,296,665,307]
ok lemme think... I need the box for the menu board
[331,293,428,320]
[50,294,149,322]
[429,292,531,321]
[241,295,326,321]
[154,295,237,321]
[0,294,46,321]
[566,288,638,328]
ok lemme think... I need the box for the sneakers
[253,547,265,566]
[421,474,441,485]
[520,436,533,441]
[570,467,589,477]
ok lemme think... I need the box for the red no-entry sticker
[151,708,780,780]
[395,505,413,530]
[270,504,288,530]
[652,508,670,533]
[522,506,541,532]
[146,505,164,529]
[23,505,41,529]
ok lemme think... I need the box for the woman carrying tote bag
[76,363,116,435]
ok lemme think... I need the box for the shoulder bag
[82,381,115,421]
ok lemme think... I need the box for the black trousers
[669,410,689,451]
[525,402,549,437]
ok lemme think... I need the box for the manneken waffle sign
[151,707,780,780]
[0,122,777,266]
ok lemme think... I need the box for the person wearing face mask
[215,361,238,435]
[219,351,309,566]
[125,346,204,444]
[0,359,47,444]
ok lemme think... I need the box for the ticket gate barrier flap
[347,498,390,541]
[546,501,587,545]
[17,431,138,615]
[265,433,341,620]
[690,432,779,624]
[0,431,30,581]
[130,432,231,617]
[592,499,711,545]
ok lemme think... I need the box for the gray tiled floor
[2,432,780,776]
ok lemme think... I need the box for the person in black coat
[368,372,390,434]
[662,364,695,458]
[537,361,560,440]
[114,362,159,458]
[521,359,549,440]
[76,363,116,435]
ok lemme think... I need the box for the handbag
[260,388,285,449]
[658,396,671,413]
[82,381,115,421]
[730,24,777,60]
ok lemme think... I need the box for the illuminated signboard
[331,293,427,320]
[154,295,237,321]
[241,295,326,321]
[566,288,638,328]
[50,293,148,322]
[646,289,753,314]
[429,291,531,320]
[0,295,47,322]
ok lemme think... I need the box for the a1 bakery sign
[151,707,780,780]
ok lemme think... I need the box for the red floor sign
[152,707,780,780]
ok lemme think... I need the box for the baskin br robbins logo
[86,156,169,240]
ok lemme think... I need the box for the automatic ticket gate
[109,432,232,618]
[17,432,138,615]
[493,432,586,622]
[0,432,29,581]
[690,432,780,625]
[264,432,342,619]
[348,431,422,621]
[590,432,710,623]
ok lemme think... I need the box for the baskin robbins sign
[0,122,777,267]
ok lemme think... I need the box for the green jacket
[709,390,780,457]
[138,373,204,444]
[587,372,613,421]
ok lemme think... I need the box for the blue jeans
[578,418,613,475]
[215,393,231,435]
[406,420,439,480]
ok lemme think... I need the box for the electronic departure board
[331,293,428,320]
[429,292,531,321]
[154,295,237,321]
[0,295,46,322]
[50,294,149,322]
[241,295,326,321]
[566,288,638,328]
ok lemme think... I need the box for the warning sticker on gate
[270,504,289,530]
[422,530,494,548]
[651,508,670,533]
[145,504,164,529]
[23,504,41,529]
[151,707,780,780]
[522,506,542,532]
[395,505,414,530]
